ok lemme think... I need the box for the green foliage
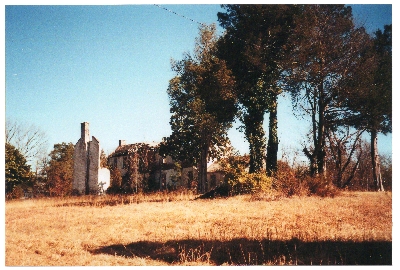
[342,24,392,191]
[242,172,273,193]
[5,143,32,198]
[217,5,299,174]
[241,110,266,173]
[107,167,123,194]
[165,24,237,162]
[219,154,273,195]
[220,155,340,198]
[45,142,74,197]
[219,154,249,187]
[164,24,237,193]
[344,24,392,135]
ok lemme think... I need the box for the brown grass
[5,191,392,266]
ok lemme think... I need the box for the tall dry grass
[5,191,392,265]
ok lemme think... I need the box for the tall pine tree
[281,5,369,176]
[343,24,392,191]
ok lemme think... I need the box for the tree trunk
[316,85,326,176]
[303,147,318,176]
[266,94,278,176]
[305,109,326,177]
[198,138,209,194]
[244,110,266,173]
[371,129,384,191]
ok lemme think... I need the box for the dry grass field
[5,191,392,266]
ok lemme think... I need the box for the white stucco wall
[98,167,111,193]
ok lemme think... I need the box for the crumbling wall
[88,136,100,193]
[73,122,110,195]
[73,137,88,193]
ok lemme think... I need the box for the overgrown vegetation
[5,5,391,199]
[216,156,339,199]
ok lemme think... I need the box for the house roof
[207,162,224,173]
[109,142,160,158]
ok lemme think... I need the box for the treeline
[160,4,391,193]
[5,133,109,199]
[5,5,391,199]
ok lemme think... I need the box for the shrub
[273,161,306,197]
[272,160,340,198]
[229,171,273,195]
[304,175,339,197]
[220,155,340,198]
[7,185,25,200]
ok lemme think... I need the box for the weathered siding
[181,167,198,189]
[207,172,225,189]
[164,168,178,188]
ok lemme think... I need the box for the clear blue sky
[4,3,393,162]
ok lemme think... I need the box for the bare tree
[326,126,364,188]
[5,118,49,168]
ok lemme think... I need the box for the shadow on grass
[88,238,391,265]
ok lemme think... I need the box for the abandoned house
[72,122,110,195]
[107,140,223,192]
[206,162,225,190]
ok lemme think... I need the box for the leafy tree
[124,144,159,193]
[45,142,74,196]
[343,24,392,191]
[163,24,237,193]
[281,4,369,176]
[100,149,108,168]
[108,166,123,194]
[219,152,249,191]
[217,4,298,175]
[5,143,32,198]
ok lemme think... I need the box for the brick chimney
[119,140,126,146]
[81,122,90,144]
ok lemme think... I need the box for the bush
[225,170,273,196]
[298,175,339,197]
[272,161,340,198]
[221,155,340,199]
[273,161,307,197]
[6,185,25,200]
